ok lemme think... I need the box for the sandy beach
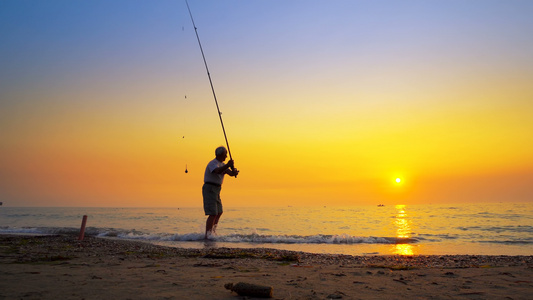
[0,234,531,299]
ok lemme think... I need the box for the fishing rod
[185,0,236,174]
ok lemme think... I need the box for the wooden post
[78,215,88,241]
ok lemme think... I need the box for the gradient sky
[1,0,532,207]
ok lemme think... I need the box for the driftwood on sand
[225,282,273,298]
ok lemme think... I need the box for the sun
[391,175,405,186]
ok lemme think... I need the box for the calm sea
[1,204,532,256]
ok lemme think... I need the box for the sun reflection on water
[392,204,416,255]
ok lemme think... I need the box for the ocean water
[1,203,532,256]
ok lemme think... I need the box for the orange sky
[1,1,532,207]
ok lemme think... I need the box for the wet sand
[0,234,532,299]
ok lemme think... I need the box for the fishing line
[182,88,190,173]
[185,0,236,174]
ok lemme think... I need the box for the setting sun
[396,178,401,183]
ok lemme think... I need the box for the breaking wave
[0,226,418,245]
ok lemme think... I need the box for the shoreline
[1,234,532,299]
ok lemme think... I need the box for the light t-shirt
[204,158,225,185]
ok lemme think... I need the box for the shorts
[202,183,223,215]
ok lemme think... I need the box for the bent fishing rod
[185,0,236,174]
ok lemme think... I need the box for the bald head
[215,146,227,157]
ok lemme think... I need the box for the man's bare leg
[212,213,222,235]
[205,215,217,239]
[205,213,223,239]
